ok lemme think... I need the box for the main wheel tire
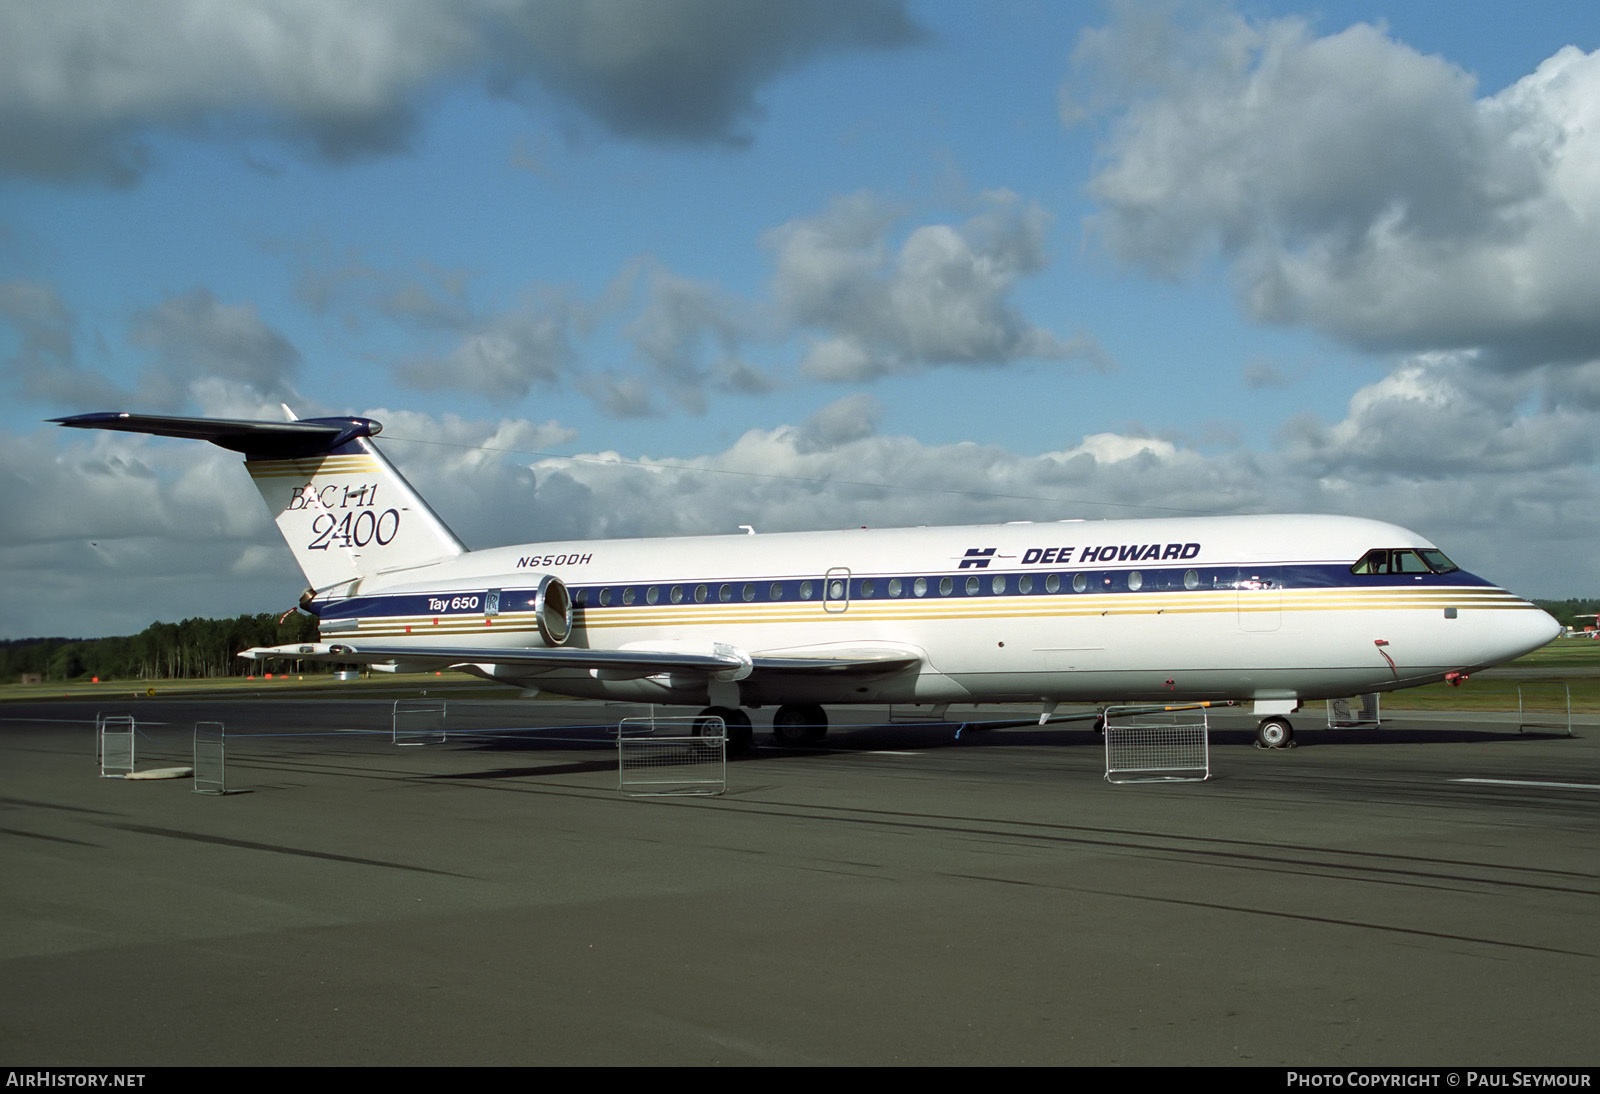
[722,709,753,755]
[772,703,827,746]
[1256,716,1294,748]
[700,710,748,751]
[696,706,752,754]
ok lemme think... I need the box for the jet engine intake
[531,574,572,647]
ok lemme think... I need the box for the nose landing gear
[1255,716,1295,748]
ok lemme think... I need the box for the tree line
[3,613,322,683]
[1532,599,1600,631]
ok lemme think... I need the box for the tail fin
[54,412,465,592]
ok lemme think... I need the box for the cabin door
[1236,572,1282,632]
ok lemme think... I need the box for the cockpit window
[1351,547,1459,575]
[1419,549,1458,574]
[1351,549,1389,574]
[1393,550,1432,574]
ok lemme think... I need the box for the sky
[2,0,1598,639]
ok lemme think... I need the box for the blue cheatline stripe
[313,562,1501,622]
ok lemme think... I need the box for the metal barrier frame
[1327,692,1381,728]
[1518,681,1574,736]
[393,699,448,746]
[98,713,135,778]
[193,721,227,794]
[618,715,727,796]
[1103,704,1210,783]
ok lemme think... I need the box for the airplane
[55,409,1561,752]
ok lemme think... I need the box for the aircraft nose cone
[1495,605,1562,662]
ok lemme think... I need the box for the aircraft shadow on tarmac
[430,717,1576,768]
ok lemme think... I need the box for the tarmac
[2,692,1597,1066]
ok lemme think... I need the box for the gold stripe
[247,456,384,480]
[332,589,1539,637]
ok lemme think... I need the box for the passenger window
[991,575,1006,595]
[1184,569,1199,590]
[770,582,784,600]
[800,581,815,600]
[1071,573,1086,593]
[939,577,953,596]
[1018,575,1033,594]
[622,588,636,605]
[1046,574,1061,593]
[694,585,707,603]
[913,577,928,597]
[646,586,659,605]
[888,578,903,597]
[670,586,684,604]
[599,588,612,607]
[742,584,756,602]
[860,579,875,598]
[719,584,733,602]
[1128,571,1143,591]
[965,576,980,595]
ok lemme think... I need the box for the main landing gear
[1255,716,1295,749]
[693,704,830,754]
[770,703,828,747]
[695,706,752,755]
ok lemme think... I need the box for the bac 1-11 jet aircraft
[56,410,1561,752]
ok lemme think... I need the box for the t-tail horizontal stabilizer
[53,411,382,459]
[54,410,466,592]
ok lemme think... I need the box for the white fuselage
[310,513,1558,710]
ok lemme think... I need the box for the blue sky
[2,0,1598,638]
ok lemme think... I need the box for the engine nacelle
[529,573,572,647]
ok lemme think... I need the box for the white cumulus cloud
[0,0,924,183]
[1075,8,1600,368]
[770,191,1108,380]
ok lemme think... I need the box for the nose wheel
[1255,716,1295,748]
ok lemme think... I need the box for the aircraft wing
[241,641,923,679]
[750,647,923,674]
[241,642,747,678]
